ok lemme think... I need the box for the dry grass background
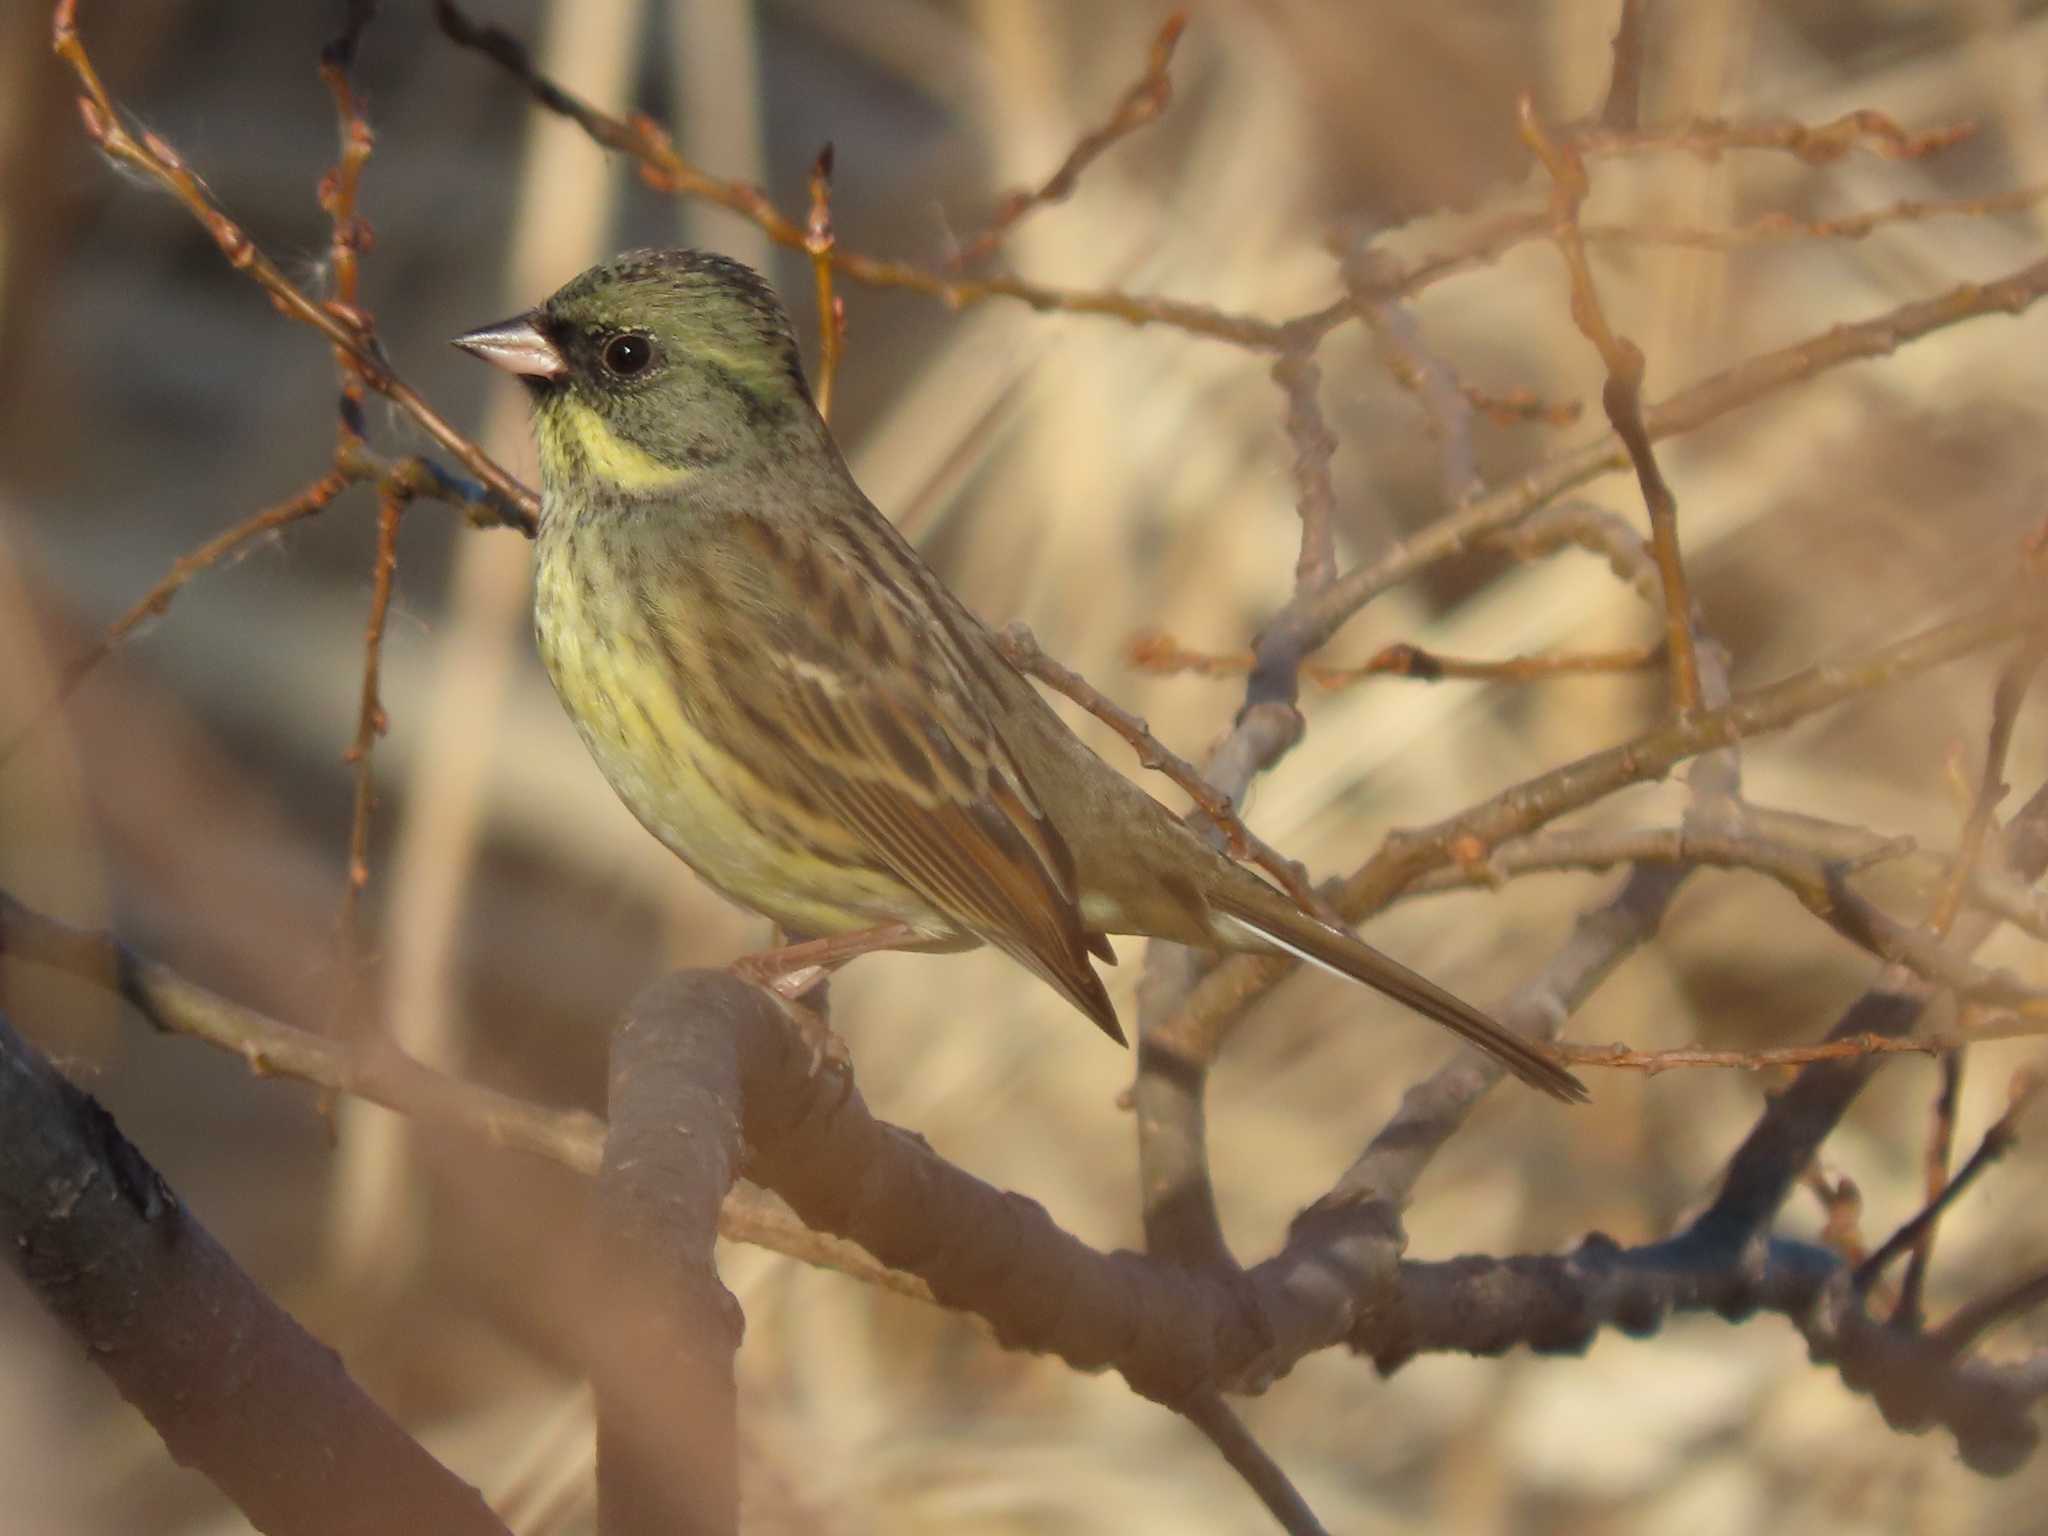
[3,1,2048,1531]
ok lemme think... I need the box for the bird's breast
[531,519,948,939]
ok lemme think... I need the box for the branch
[998,624,1326,917]
[432,0,1295,348]
[52,1,537,531]
[0,890,927,1302]
[678,972,2048,1476]
[1573,109,1974,164]
[594,985,745,1536]
[803,143,843,423]
[1160,594,2041,1062]
[0,1007,510,1535]
[11,904,2044,1480]
[948,13,1186,270]
[337,481,408,1009]
[1129,630,1662,688]
[1686,775,2048,1258]
[1,470,346,766]
[1519,95,1702,713]
[1289,251,2048,659]
[1858,1069,2042,1293]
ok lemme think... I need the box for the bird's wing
[671,511,1122,1041]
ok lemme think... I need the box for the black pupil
[604,335,651,375]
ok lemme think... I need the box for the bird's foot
[730,921,927,1002]
[732,923,924,1086]
[780,996,853,1082]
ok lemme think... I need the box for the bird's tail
[1206,879,1587,1103]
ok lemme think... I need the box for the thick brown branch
[0,1005,510,1535]
[0,890,923,1300]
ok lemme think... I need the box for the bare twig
[1181,1394,1330,1536]
[53,2,536,531]
[432,0,1294,348]
[316,7,377,418]
[1159,596,2041,1061]
[804,143,843,422]
[1390,821,2048,1002]
[1560,1023,2048,1075]
[1574,109,1975,164]
[1936,1265,2048,1355]
[1582,180,2048,251]
[337,483,408,994]
[1291,251,2048,659]
[1490,499,1665,607]
[1901,633,2048,1320]
[1600,0,1646,131]
[998,624,1327,917]
[0,890,926,1301]
[1519,95,1702,714]
[1339,240,1486,506]
[0,471,349,767]
[1129,631,1662,688]
[1270,347,1339,601]
[1858,1069,2042,1292]
[948,12,1187,270]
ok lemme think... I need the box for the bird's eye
[602,334,653,377]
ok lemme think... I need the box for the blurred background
[4,1,2048,1531]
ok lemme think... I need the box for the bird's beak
[451,312,568,381]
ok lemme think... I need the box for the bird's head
[454,248,819,500]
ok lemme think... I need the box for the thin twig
[997,624,1327,917]
[1129,631,1662,688]
[1560,1024,2047,1075]
[1899,633,2048,1320]
[338,484,408,992]
[1389,820,2048,1001]
[1519,95,1702,714]
[1158,595,2041,1061]
[949,12,1187,270]
[1180,1393,1330,1536]
[1291,250,2048,660]
[1935,1264,2048,1355]
[0,471,350,767]
[1600,0,1646,131]
[1271,347,1339,601]
[1339,241,1484,506]
[1582,180,2048,251]
[52,2,536,531]
[1931,634,2048,935]
[1857,1069,2042,1292]
[0,449,506,774]
[1575,109,1975,163]
[804,143,843,422]
[317,8,377,419]
[432,0,1295,349]
[0,890,929,1301]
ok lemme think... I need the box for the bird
[453,248,1585,1102]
